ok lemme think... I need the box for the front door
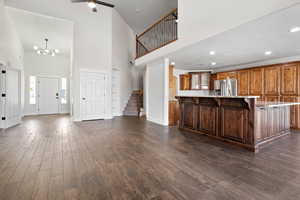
[38,77,59,115]
[80,72,106,120]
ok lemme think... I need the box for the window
[29,76,36,105]
[61,78,67,104]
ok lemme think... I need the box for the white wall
[145,58,169,126]
[0,0,24,70]
[23,51,70,115]
[112,10,136,113]
[0,0,24,118]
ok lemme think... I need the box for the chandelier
[33,38,59,56]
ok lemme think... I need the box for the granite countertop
[256,101,300,108]
[175,95,260,99]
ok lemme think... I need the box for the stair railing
[136,9,178,59]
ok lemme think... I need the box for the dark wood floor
[1,115,300,200]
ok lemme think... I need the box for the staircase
[123,90,143,116]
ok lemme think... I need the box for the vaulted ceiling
[7,7,73,56]
[5,0,177,34]
[105,0,178,34]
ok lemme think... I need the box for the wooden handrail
[137,8,178,39]
[136,8,178,59]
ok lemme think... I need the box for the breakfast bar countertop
[175,95,260,99]
[256,101,300,108]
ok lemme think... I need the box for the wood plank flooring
[1,115,300,200]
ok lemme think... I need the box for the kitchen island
[176,95,300,152]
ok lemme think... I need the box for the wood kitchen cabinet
[210,74,217,90]
[220,106,247,143]
[217,72,228,80]
[189,72,211,90]
[180,74,190,90]
[281,96,300,129]
[281,63,298,96]
[237,70,249,95]
[265,96,280,102]
[264,66,281,96]
[217,71,237,80]
[169,100,179,126]
[249,68,264,95]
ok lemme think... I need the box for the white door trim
[79,69,108,121]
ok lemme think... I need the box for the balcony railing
[136,9,178,59]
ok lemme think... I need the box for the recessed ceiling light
[33,45,38,50]
[211,62,216,66]
[171,62,175,65]
[290,27,300,33]
[209,51,215,55]
[54,49,60,53]
[265,51,272,55]
[87,1,97,9]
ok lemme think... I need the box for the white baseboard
[147,116,168,126]
[113,112,123,117]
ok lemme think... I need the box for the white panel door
[80,72,106,120]
[3,69,21,128]
[38,77,59,115]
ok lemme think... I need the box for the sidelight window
[61,78,67,104]
[29,76,36,105]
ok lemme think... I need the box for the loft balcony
[136,9,178,59]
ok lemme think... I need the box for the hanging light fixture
[33,38,59,56]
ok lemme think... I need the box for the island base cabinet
[220,107,248,143]
[255,106,290,143]
[198,105,217,136]
[177,96,294,153]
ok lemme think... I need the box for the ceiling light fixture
[265,51,272,55]
[209,51,215,55]
[171,62,176,66]
[33,38,59,57]
[211,62,217,66]
[87,1,97,8]
[290,27,300,33]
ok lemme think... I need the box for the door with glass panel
[37,77,60,114]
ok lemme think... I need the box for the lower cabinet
[255,106,290,143]
[198,105,217,136]
[181,102,197,129]
[169,101,179,126]
[281,96,299,129]
[220,106,248,143]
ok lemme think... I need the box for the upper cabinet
[249,68,264,95]
[180,74,190,90]
[189,72,211,90]
[217,72,228,80]
[217,71,237,80]
[237,70,249,96]
[281,63,298,96]
[264,66,281,96]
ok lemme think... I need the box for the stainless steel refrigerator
[214,78,238,96]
